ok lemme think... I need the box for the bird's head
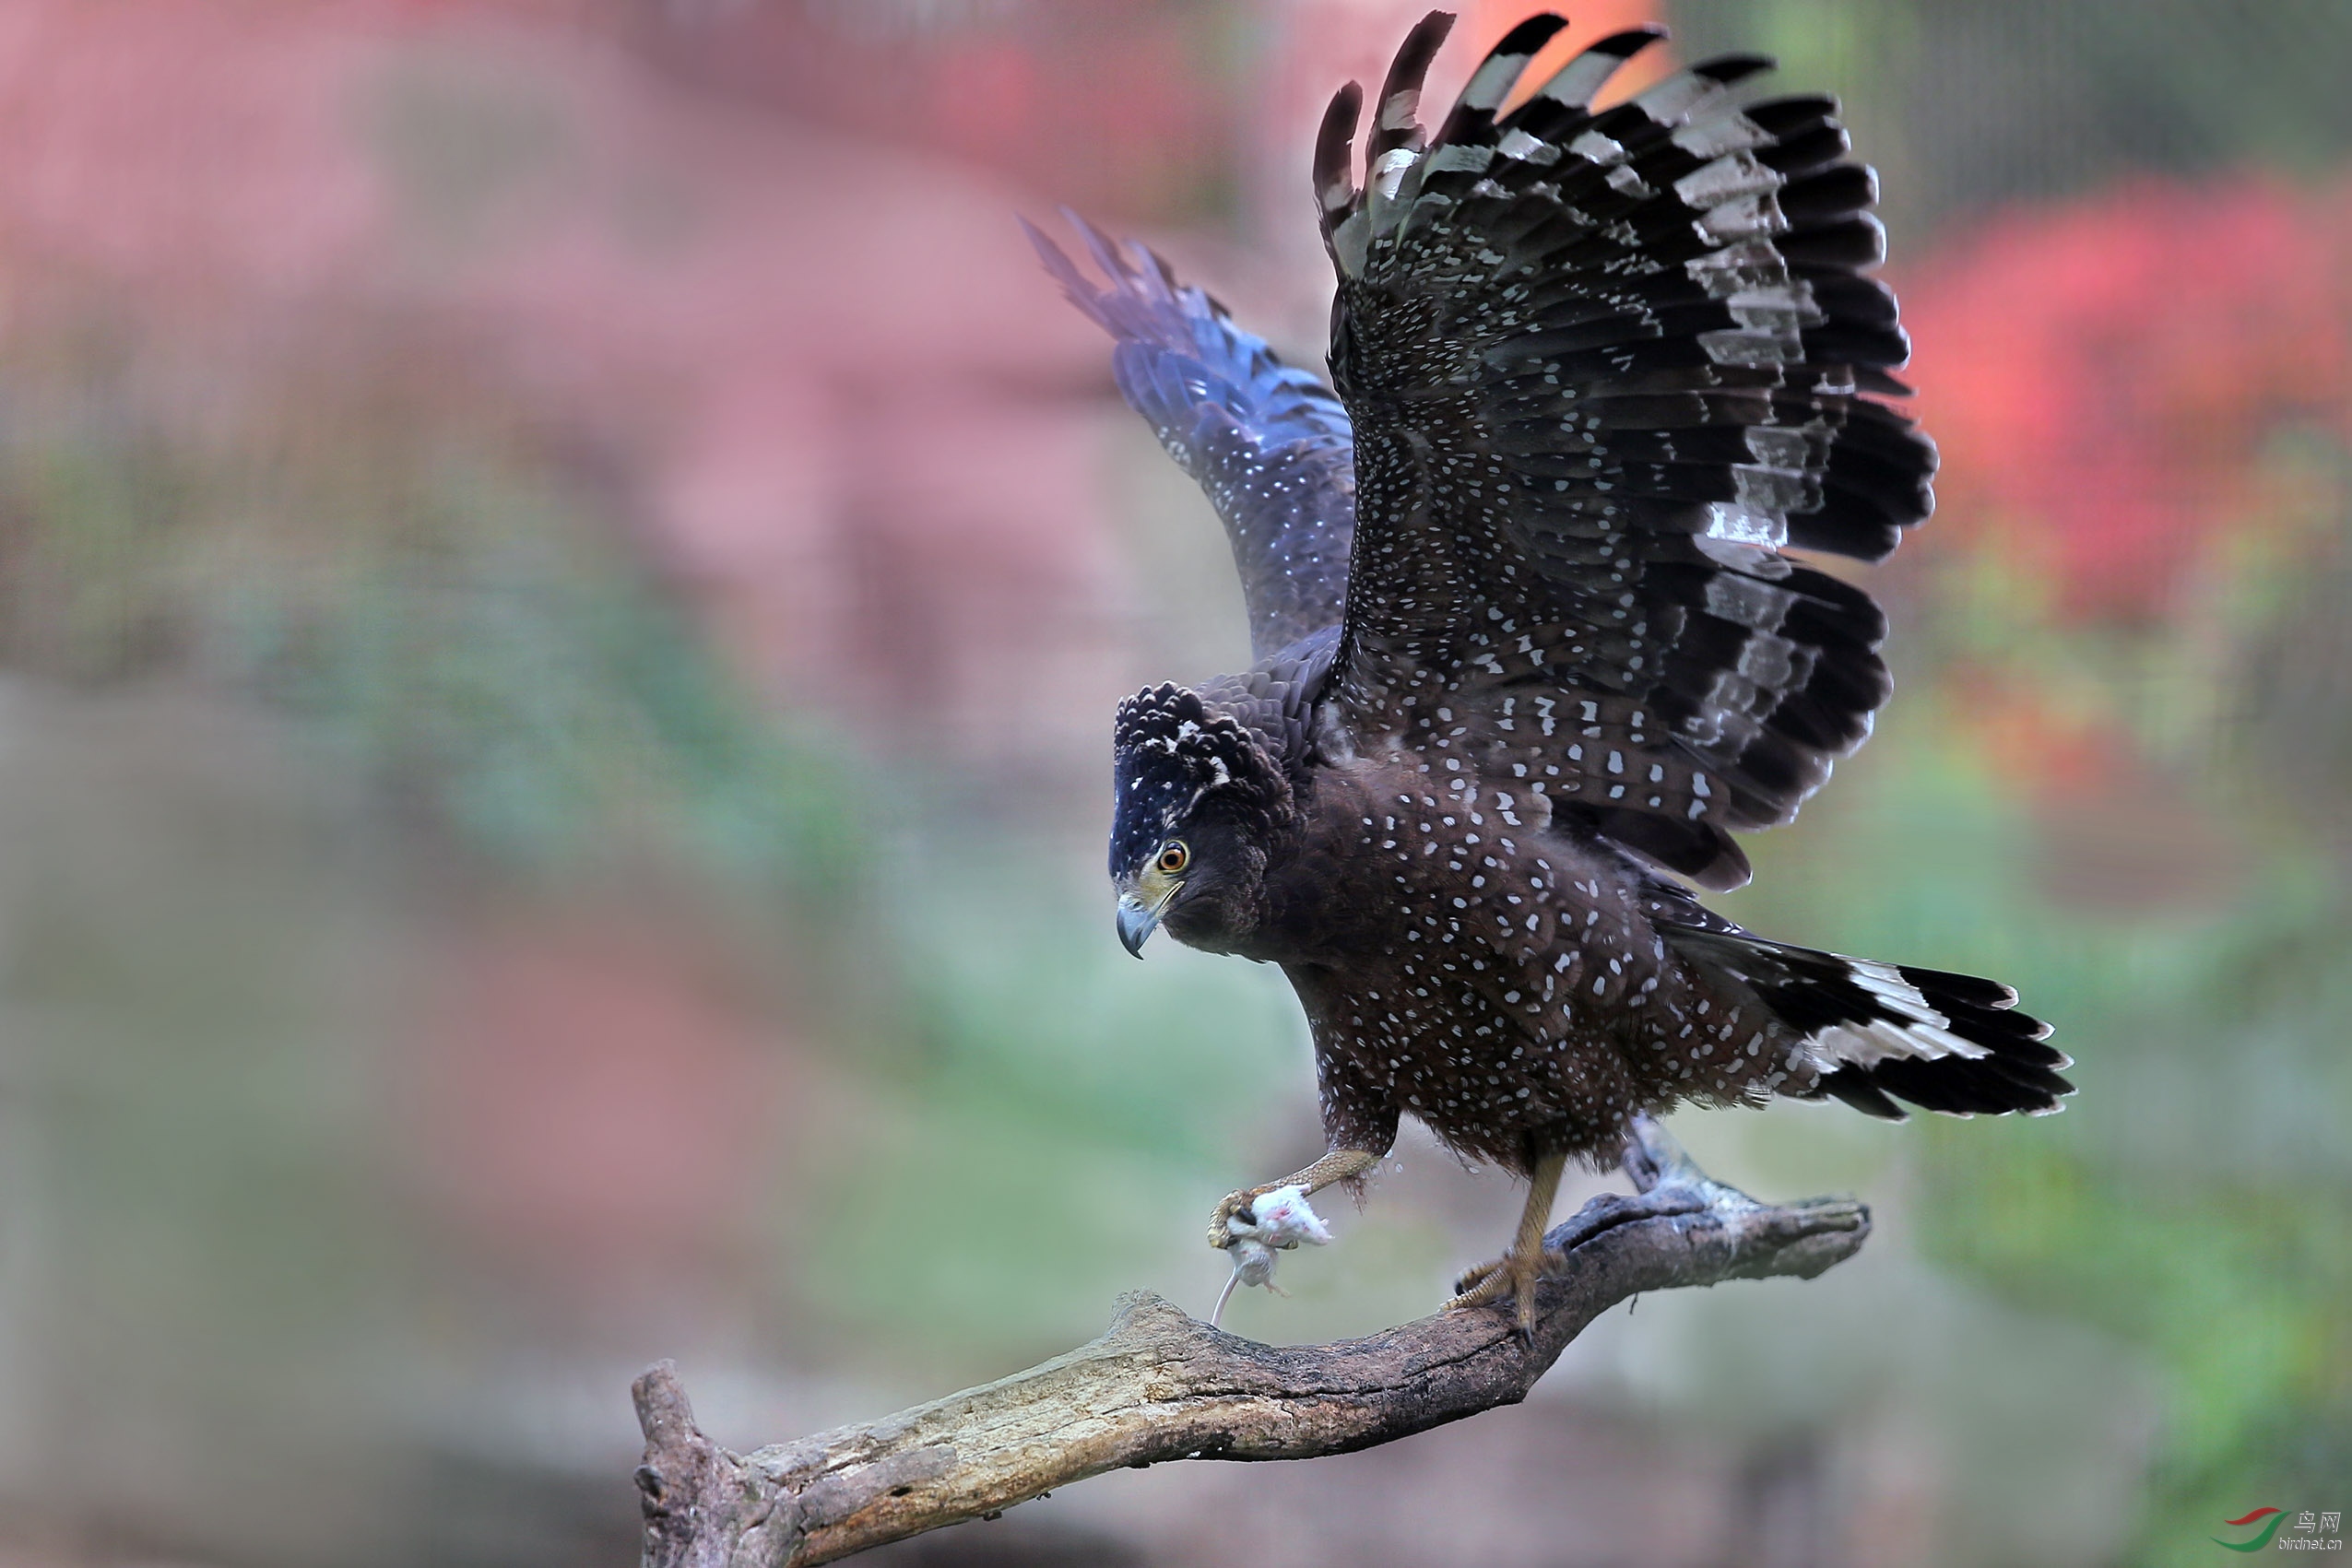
[1109,683,1293,958]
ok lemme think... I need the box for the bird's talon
[1445,1247,1553,1333]
[1447,1256,1507,1309]
[1207,1188,1262,1251]
[1451,1257,1503,1298]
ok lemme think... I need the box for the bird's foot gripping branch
[630,1118,1870,1568]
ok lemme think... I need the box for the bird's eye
[1156,842,1189,875]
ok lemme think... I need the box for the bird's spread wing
[1318,13,1935,890]
[1028,214,1357,661]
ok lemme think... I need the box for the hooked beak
[1116,890,1169,958]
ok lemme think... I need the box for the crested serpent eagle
[1030,10,2072,1330]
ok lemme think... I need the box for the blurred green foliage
[1719,513,2352,1562]
[1667,0,2352,242]
[0,313,861,909]
[786,868,1314,1368]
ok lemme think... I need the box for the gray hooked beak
[1116,891,1164,958]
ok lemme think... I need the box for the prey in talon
[1210,1185,1332,1328]
[1041,9,2073,1330]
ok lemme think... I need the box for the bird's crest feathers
[1110,685,1293,877]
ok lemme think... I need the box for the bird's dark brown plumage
[1048,12,2070,1294]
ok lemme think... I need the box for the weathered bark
[632,1118,1869,1567]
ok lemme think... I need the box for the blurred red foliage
[1901,175,2352,619]
[633,0,1235,223]
[0,0,1139,772]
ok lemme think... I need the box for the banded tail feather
[1662,925,2072,1118]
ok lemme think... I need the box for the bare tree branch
[631,1119,1869,1567]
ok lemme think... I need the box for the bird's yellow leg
[1447,1149,1569,1335]
[1207,1149,1381,1249]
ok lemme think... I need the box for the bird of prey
[1031,9,2071,1331]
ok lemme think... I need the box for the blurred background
[0,2,2345,1565]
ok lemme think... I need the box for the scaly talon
[1451,1256,1503,1298]
[1444,1245,1560,1335]
[1445,1149,1570,1337]
[1208,1187,1267,1251]
[1206,1150,1381,1251]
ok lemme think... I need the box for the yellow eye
[1155,841,1189,875]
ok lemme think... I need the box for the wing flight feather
[1028,214,1357,660]
[1317,12,1936,889]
